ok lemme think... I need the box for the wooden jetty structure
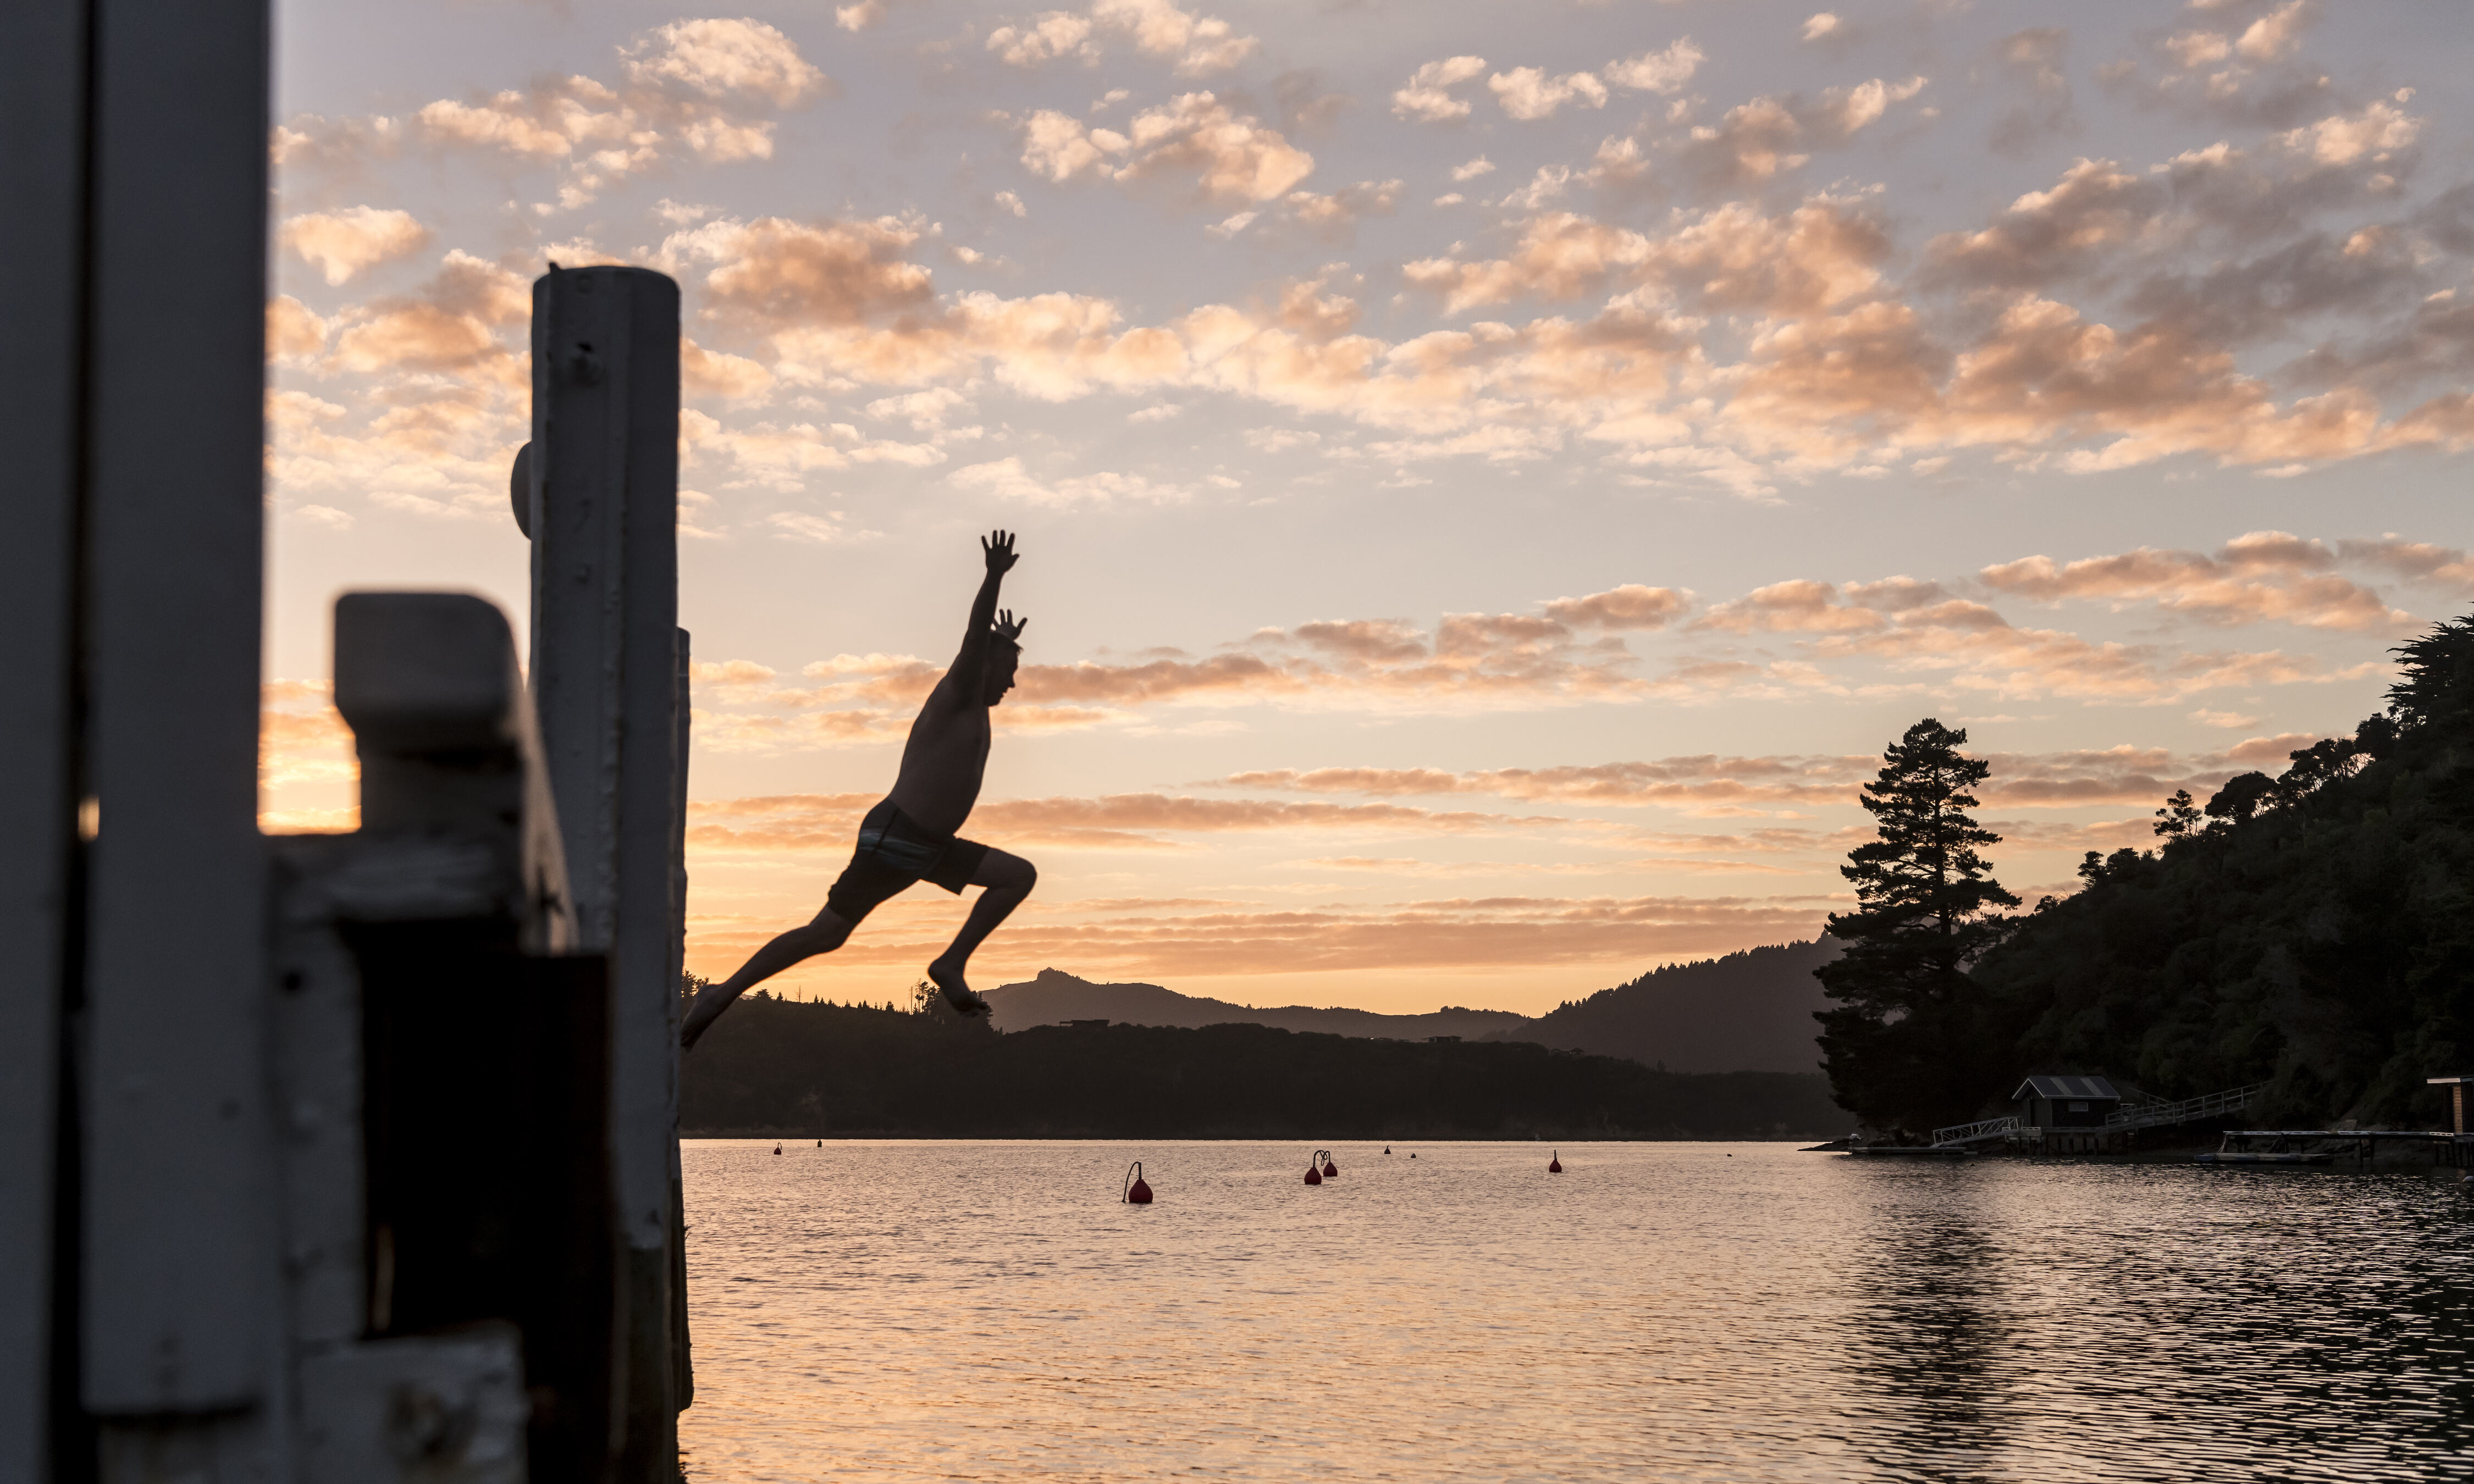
[2199,1120,2474,1169]
[1914,1076,2267,1155]
[1907,1075,2474,1167]
[3,3,698,1477]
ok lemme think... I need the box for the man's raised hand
[993,609,1029,643]
[982,529,1020,574]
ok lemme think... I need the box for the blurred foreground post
[0,1,694,1477]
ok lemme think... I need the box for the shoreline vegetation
[1820,613,2474,1139]
[680,999,1847,1140]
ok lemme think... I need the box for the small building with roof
[2013,1074,2122,1132]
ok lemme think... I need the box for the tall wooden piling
[524,265,689,1476]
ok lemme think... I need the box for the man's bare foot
[927,962,992,1017]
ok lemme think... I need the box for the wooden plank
[79,0,275,1416]
[0,2,89,1474]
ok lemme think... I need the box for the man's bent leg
[681,905,854,1049]
[926,850,1036,1015]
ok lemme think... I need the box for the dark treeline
[1821,615,2474,1136]
[680,995,1848,1139]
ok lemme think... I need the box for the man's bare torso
[886,680,990,837]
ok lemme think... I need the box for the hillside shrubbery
[1965,617,2474,1128]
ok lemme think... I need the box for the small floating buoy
[816,1139,823,1147]
[1321,1149,1339,1178]
[1547,1151,1562,1173]
[1304,1154,1322,1186]
[1123,1160,1153,1205]
[1410,1153,1417,1159]
[1384,1145,1392,1155]
[774,1143,782,1156]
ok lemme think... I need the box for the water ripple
[678,1142,2474,1482]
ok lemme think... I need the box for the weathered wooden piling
[522,262,692,1477]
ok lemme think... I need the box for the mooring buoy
[1123,1160,1153,1204]
[1548,1151,1562,1173]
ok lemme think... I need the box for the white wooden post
[0,3,90,1476]
[524,265,684,1470]
[78,0,279,1466]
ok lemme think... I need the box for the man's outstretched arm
[942,529,1019,702]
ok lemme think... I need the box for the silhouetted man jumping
[680,530,1035,1049]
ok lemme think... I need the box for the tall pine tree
[1817,718,2019,1135]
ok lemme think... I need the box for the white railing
[1930,1115,2021,1147]
[2109,1082,2265,1131]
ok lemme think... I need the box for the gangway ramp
[1930,1116,2019,1148]
[2108,1082,2265,1132]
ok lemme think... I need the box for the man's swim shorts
[822,799,992,923]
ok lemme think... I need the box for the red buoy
[1321,1150,1339,1178]
[1303,1156,1322,1186]
[1123,1161,1153,1204]
[773,1143,782,1156]
[1548,1151,1562,1173]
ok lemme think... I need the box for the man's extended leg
[926,849,1036,1015]
[681,905,855,1049]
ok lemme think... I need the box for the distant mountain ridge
[982,968,1531,1041]
[1496,939,1841,1074]
[986,943,1838,1075]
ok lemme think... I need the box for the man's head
[983,636,1021,705]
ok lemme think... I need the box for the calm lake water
[677,1140,2474,1482]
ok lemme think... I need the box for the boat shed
[2013,1075,2123,1131]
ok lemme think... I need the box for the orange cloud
[1222,736,2343,815]
[1404,198,1890,318]
[1981,530,2410,630]
[281,207,430,286]
[686,889,1845,978]
[686,789,1572,853]
[1020,91,1312,204]
[281,18,826,211]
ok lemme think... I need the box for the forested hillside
[1969,617,2474,1129]
[679,996,1847,1140]
[1498,939,1840,1073]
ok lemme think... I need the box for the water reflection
[1846,1165,2014,1477]
[678,1142,2473,1483]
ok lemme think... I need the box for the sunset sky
[262,0,2474,1014]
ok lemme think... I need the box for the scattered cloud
[1604,39,1704,95]
[280,18,827,210]
[990,0,1257,76]
[280,207,430,285]
[1392,56,1488,123]
[1490,67,1609,123]
[950,455,1189,506]
[1020,92,1315,204]
[623,17,826,107]
[1981,531,2411,631]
